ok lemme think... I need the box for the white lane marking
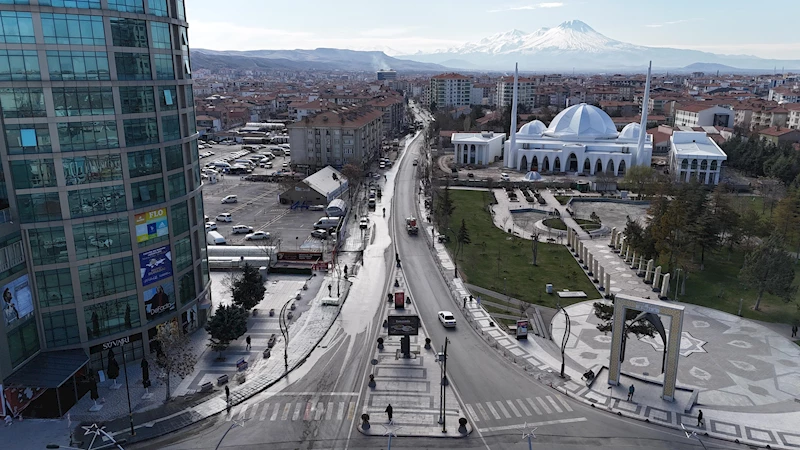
[506,400,522,418]
[326,402,334,421]
[292,402,302,421]
[337,402,345,421]
[516,399,531,416]
[466,404,479,422]
[315,402,324,421]
[259,403,271,421]
[478,417,587,433]
[547,396,563,413]
[476,403,490,421]
[485,402,501,420]
[526,398,542,415]
[557,395,574,412]
[495,401,512,419]
[537,397,552,414]
[281,403,291,421]
[270,403,280,421]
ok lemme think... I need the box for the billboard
[2,275,34,328]
[394,291,405,309]
[143,281,176,321]
[516,319,529,340]
[387,315,420,336]
[139,245,173,286]
[276,251,323,262]
[135,208,168,243]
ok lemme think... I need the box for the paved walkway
[417,186,800,450]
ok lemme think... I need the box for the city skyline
[186,0,800,59]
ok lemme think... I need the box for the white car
[216,213,232,222]
[232,224,254,234]
[205,221,217,231]
[309,205,325,211]
[500,173,510,181]
[245,231,271,241]
[282,162,289,168]
[438,311,456,328]
[221,195,238,204]
[359,217,369,229]
[311,229,328,239]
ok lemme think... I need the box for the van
[313,217,341,230]
[206,230,226,245]
[234,159,255,168]
[325,199,347,217]
[213,162,232,170]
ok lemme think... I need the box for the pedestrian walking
[246,335,251,350]
[385,404,393,423]
[697,409,704,427]
[469,295,474,303]
[476,296,481,306]
[627,384,635,401]
[792,325,798,338]
[463,297,467,309]
[225,385,230,411]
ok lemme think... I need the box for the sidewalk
[417,185,800,450]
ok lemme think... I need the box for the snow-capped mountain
[405,19,800,71]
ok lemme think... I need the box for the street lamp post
[279,299,292,372]
[558,303,571,378]
[120,344,135,437]
[438,337,450,432]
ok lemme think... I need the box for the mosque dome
[543,103,619,139]
[619,122,641,140]
[518,120,547,136]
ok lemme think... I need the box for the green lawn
[728,195,770,219]
[555,196,572,205]
[445,190,599,309]
[543,218,599,232]
[676,248,800,325]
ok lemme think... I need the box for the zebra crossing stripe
[346,401,356,420]
[337,402,345,420]
[315,402,324,420]
[537,397,552,414]
[237,405,249,421]
[485,402,501,420]
[476,403,490,421]
[526,398,542,415]
[292,403,302,421]
[516,399,531,416]
[303,402,312,421]
[271,403,280,421]
[326,402,334,421]
[546,396,562,413]
[249,403,261,420]
[506,400,522,418]
[281,403,291,421]
[465,404,479,422]
[495,401,512,419]
[557,396,573,412]
[259,403,271,421]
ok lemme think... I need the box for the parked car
[467,172,475,178]
[438,311,456,328]
[221,195,238,204]
[311,229,328,239]
[309,205,325,211]
[359,217,369,229]
[204,221,217,231]
[500,173,510,181]
[216,213,232,222]
[232,224,254,234]
[245,231,271,240]
[413,159,419,166]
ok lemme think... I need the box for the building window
[0,11,35,44]
[119,86,155,114]
[161,114,180,141]
[28,227,68,266]
[151,21,170,48]
[0,49,40,81]
[57,121,118,151]
[10,159,57,189]
[131,178,165,208]
[147,0,168,16]
[73,217,131,260]
[164,144,183,170]
[168,172,185,199]
[83,294,140,339]
[67,185,126,218]
[190,140,198,162]
[42,309,81,347]
[17,192,62,222]
[63,154,122,186]
[53,87,114,117]
[107,0,144,13]
[115,52,151,81]
[124,117,158,146]
[128,147,162,178]
[175,0,185,20]
[170,201,188,235]
[39,0,100,7]
[35,268,73,307]
[184,84,193,107]
[47,51,110,81]
[7,318,39,368]
[0,88,45,118]
[0,0,30,4]
[178,269,195,305]
[79,256,135,301]
[174,236,191,271]
[187,111,196,134]
[158,86,177,111]
[110,17,148,48]
[41,14,105,45]
[154,54,174,80]
[4,124,52,154]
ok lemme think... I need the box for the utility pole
[558,303,570,378]
[279,299,291,371]
[438,337,450,432]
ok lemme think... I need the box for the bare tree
[154,321,197,402]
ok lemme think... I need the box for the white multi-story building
[452,131,506,166]
[496,76,537,110]
[668,131,727,185]
[768,87,800,103]
[674,104,734,128]
[429,73,472,107]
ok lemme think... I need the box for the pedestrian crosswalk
[465,395,573,423]
[227,399,358,423]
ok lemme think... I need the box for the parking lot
[199,142,330,251]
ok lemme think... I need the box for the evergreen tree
[232,263,266,311]
[206,304,248,359]
[740,235,797,311]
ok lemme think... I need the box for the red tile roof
[431,73,469,80]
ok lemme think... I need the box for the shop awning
[3,349,89,389]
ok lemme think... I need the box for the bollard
[458,417,468,434]
[361,413,370,430]
[383,319,388,328]
[368,374,376,388]
[394,279,399,287]
[377,337,384,350]
[424,337,431,349]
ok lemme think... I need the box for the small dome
[518,120,547,136]
[544,103,618,139]
[619,122,641,140]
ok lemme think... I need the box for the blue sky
[185,0,800,59]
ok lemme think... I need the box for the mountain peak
[557,20,594,32]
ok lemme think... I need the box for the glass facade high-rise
[0,0,209,387]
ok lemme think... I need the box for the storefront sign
[135,208,168,243]
[90,332,142,354]
[276,251,323,261]
[387,315,420,336]
[139,245,173,286]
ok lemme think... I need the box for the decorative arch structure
[520,155,528,172]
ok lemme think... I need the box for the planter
[269,308,275,317]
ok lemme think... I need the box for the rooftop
[671,131,728,158]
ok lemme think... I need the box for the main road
[134,105,742,449]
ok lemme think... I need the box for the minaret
[508,63,519,169]
[636,61,652,165]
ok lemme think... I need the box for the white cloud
[489,2,564,13]
[645,19,700,28]
[359,27,417,37]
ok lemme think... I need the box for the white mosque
[505,103,653,176]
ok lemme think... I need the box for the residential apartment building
[758,127,800,146]
[429,73,472,108]
[367,95,405,138]
[788,104,800,129]
[288,106,383,172]
[768,87,800,103]
[496,76,537,110]
[0,0,208,418]
[674,104,734,128]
